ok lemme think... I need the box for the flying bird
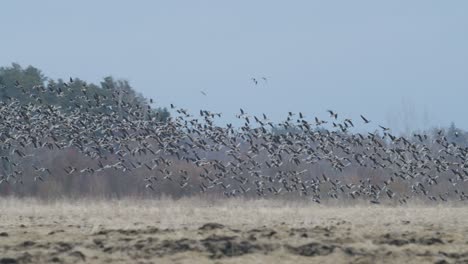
[379,125,390,131]
[344,119,354,127]
[327,110,338,119]
[360,115,371,124]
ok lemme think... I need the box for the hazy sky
[1,1,467,133]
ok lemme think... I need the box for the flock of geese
[0,79,467,204]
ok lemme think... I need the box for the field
[0,198,467,264]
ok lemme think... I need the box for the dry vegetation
[0,198,467,264]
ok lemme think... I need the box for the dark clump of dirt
[0,258,17,264]
[433,260,449,264]
[199,223,225,231]
[69,251,86,261]
[18,252,33,263]
[103,238,196,258]
[48,230,65,235]
[49,257,61,263]
[247,228,278,239]
[55,242,74,253]
[103,229,138,236]
[287,242,336,257]
[342,247,370,256]
[156,238,201,256]
[419,237,444,245]
[377,233,444,247]
[384,239,410,246]
[201,234,274,258]
[438,251,468,259]
[20,241,35,248]
[95,227,161,236]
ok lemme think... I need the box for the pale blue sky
[1,1,467,132]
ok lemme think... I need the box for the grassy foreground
[0,198,467,264]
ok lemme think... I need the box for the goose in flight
[327,110,338,119]
[360,115,371,124]
[379,125,390,131]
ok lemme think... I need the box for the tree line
[0,63,170,121]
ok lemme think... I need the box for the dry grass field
[0,198,467,264]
